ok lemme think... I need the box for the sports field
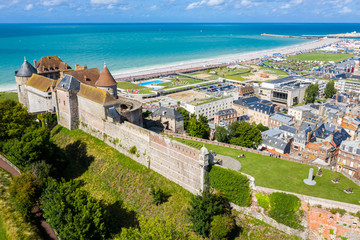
[287,52,355,63]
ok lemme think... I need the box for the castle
[15,56,210,194]
[15,56,143,130]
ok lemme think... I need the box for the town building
[214,108,237,126]
[238,83,254,97]
[247,103,275,127]
[150,106,184,133]
[337,140,360,177]
[184,96,233,120]
[336,80,360,94]
[269,112,293,129]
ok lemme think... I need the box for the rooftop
[152,106,183,119]
[78,83,117,105]
[215,108,237,117]
[15,58,37,77]
[270,112,292,123]
[25,74,57,92]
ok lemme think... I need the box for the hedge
[209,166,251,206]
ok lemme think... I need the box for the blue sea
[1,23,359,90]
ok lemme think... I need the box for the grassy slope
[0,217,8,240]
[51,126,302,239]
[51,126,194,238]
[172,137,360,205]
[287,52,355,63]
[0,92,18,102]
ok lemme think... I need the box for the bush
[129,146,137,154]
[329,208,347,217]
[150,186,168,205]
[210,214,236,239]
[209,166,251,206]
[187,188,228,237]
[268,192,302,229]
[255,192,270,210]
[9,172,43,220]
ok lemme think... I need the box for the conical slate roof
[95,64,116,87]
[15,58,37,77]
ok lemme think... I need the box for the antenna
[24,56,26,62]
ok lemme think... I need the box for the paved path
[215,154,242,171]
[0,156,58,240]
[0,156,19,176]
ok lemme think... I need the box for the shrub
[209,166,251,206]
[129,146,137,154]
[210,214,235,239]
[268,192,303,229]
[150,186,168,205]
[255,192,270,210]
[329,208,347,217]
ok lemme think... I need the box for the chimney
[34,59,37,68]
[84,65,87,69]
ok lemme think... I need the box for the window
[350,161,354,168]
[63,101,66,106]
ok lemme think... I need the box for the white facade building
[185,97,234,120]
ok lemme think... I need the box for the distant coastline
[0,37,339,92]
[112,38,338,81]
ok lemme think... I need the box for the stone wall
[77,120,207,194]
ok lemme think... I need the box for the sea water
[1,23,359,90]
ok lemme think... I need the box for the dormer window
[49,67,54,71]
[86,78,91,82]
[44,68,49,71]
[55,67,59,70]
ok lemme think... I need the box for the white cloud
[238,0,261,7]
[48,8,53,12]
[119,6,132,11]
[25,4,33,11]
[42,0,67,6]
[280,0,302,9]
[339,6,351,13]
[186,0,225,10]
[149,5,158,11]
[91,0,118,4]
[207,0,224,6]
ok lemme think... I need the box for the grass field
[0,216,8,240]
[117,81,153,94]
[287,52,355,63]
[259,66,289,76]
[51,126,302,239]
[0,92,18,102]
[157,76,204,90]
[172,137,360,205]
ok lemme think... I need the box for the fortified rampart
[78,120,209,194]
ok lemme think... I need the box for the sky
[0,0,358,23]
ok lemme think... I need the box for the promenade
[113,38,339,82]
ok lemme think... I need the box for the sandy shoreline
[1,38,339,92]
[112,38,339,80]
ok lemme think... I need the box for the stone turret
[95,63,117,99]
[199,145,212,192]
[15,57,37,104]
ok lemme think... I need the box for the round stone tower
[95,64,118,99]
[15,57,37,104]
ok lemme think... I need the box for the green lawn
[0,92,18,102]
[0,217,8,240]
[171,137,360,205]
[259,66,289,76]
[287,52,355,63]
[157,76,204,90]
[117,81,153,94]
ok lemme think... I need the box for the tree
[25,160,52,182]
[119,215,189,240]
[229,122,262,148]
[9,172,43,220]
[304,83,319,104]
[2,127,55,167]
[228,121,240,139]
[187,114,210,139]
[187,188,228,237]
[215,126,229,143]
[41,179,107,240]
[255,123,269,132]
[0,100,35,141]
[324,80,337,99]
[176,107,190,130]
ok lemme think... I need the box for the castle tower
[95,63,117,99]
[15,57,37,105]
